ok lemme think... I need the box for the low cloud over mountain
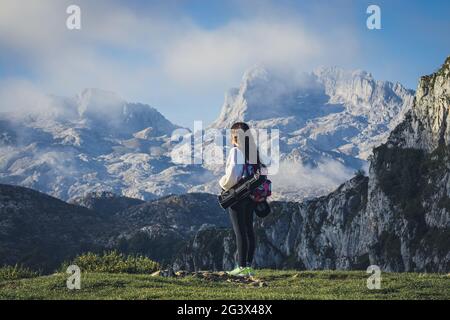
[0,66,414,202]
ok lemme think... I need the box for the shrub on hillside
[61,251,159,274]
[0,265,40,281]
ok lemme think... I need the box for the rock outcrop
[365,56,450,271]
[174,176,371,271]
[69,191,145,215]
[174,57,450,273]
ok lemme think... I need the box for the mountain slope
[113,193,229,264]
[174,176,370,272]
[0,184,114,272]
[206,66,414,200]
[211,66,413,161]
[174,57,450,273]
[69,191,145,214]
[0,185,229,271]
[1,68,413,202]
[2,54,448,274]
[0,89,213,201]
[365,56,450,271]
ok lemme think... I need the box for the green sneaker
[244,267,255,277]
[227,266,255,277]
[227,266,246,276]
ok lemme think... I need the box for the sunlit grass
[0,270,448,300]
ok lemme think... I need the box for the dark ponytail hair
[230,122,265,167]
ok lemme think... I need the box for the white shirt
[219,147,245,191]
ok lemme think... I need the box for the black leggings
[229,198,256,267]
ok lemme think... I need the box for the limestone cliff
[174,57,450,273]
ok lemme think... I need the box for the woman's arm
[219,147,244,191]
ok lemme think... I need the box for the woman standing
[219,122,264,277]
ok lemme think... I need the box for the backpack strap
[241,163,248,178]
[242,162,261,179]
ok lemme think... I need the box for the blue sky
[0,0,449,128]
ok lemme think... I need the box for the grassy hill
[1,270,449,300]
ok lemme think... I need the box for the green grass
[0,270,448,300]
[0,265,40,281]
[60,251,160,274]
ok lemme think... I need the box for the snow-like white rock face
[0,89,215,201]
[173,58,450,272]
[207,66,414,200]
[0,66,414,202]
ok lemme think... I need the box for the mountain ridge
[0,183,114,272]
[1,66,414,202]
[173,57,450,273]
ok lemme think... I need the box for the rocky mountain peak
[75,88,125,118]
[388,56,450,151]
[241,65,270,87]
[211,65,280,129]
[314,66,375,106]
[414,56,450,148]
[212,65,414,129]
[314,66,414,123]
[73,88,177,137]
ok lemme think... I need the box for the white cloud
[0,0,361,125]
[0,79,53,114]
[270,159,355,200]
[161,19,323,86]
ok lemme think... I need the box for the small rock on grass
[151,269,175,277]
[175,271,188,277]
[150,270,161,277]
